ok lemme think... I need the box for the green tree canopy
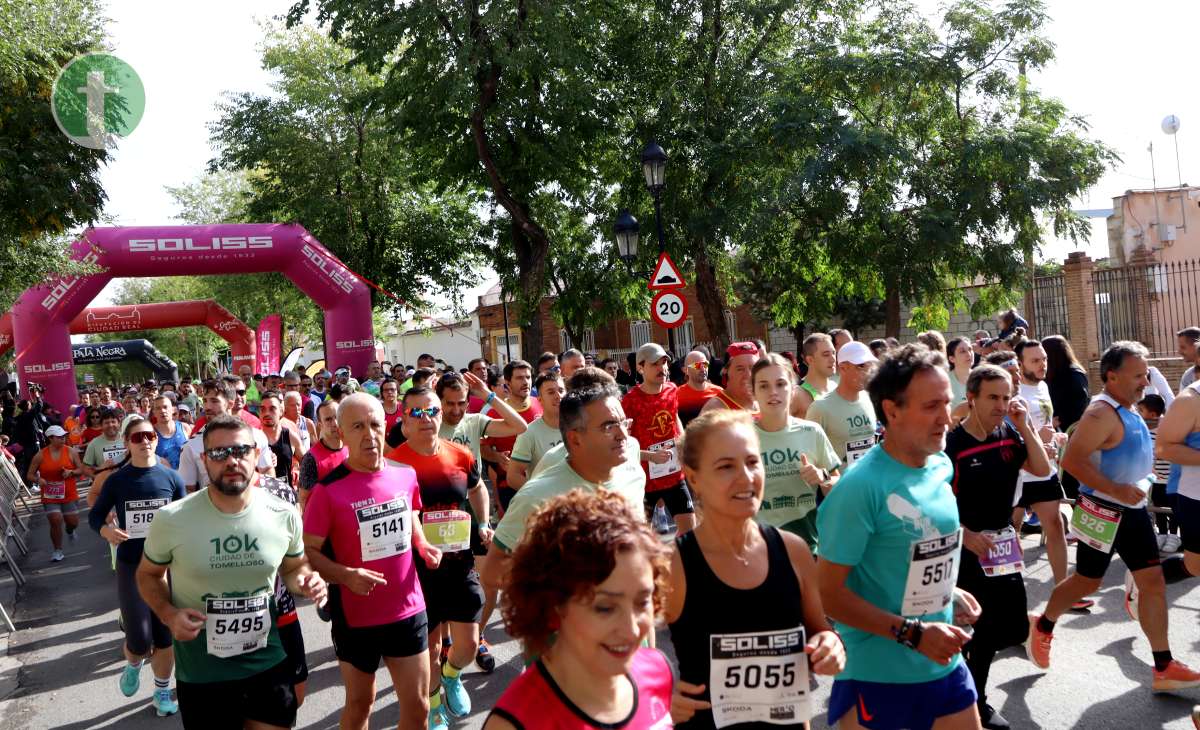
[208,23,487,318]
[738,0,1114,335]
[0,0,111,308]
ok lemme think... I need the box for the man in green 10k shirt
[137,416,328,729]
[807,341,879,470]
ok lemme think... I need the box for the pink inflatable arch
[0,300,257,371]
[11,224,374,408]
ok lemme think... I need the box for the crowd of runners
[6,308,1200,729]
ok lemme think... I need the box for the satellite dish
[1163,115,1181,135]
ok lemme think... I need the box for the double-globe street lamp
[614,141,675,355]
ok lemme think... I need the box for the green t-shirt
[510,417,562,472]
[83,434,126,468]
[439,413,492,465]
[816,446,961,683]
[806,389,877,468]
[244,382,260,406]
[754,418,840,551]
[142,487,304,683]
[494,449,646,553]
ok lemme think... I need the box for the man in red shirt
[676,349,724,427]
[622,342,695,534]
[381,378,402,433]
[479,360,542,515]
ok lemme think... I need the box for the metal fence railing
[1031,274,1070,341]
[1092,258,1200,356]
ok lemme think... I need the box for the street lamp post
[612,141,675,356]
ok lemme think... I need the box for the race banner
[257,314,282,376]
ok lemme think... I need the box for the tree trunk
[511,219,548,360]
[885,286,901,339]
[789,323,806,351]
[692,237,730,350]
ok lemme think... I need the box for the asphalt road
[1,507,1199,729]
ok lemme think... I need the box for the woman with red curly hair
[667,409,845,729]
[485,490,674,729]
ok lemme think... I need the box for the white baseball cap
[837,341,878,366]
[44,425,67,438]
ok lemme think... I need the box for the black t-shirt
[257,474,300,617]
[945,421,1027,532]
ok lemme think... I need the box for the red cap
[725,341,759,360]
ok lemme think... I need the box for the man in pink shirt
[303,394,443,730]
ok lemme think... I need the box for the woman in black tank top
[666,410,845,729]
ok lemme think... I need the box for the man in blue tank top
[151,395,191,470]
[1028,341,1200,691]
[818,344,983,729]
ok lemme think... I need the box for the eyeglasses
[597,418,633,436]
[407,407,441,419]
[235,390,247,396]
[204,444,255,461]
[128,431,157,445]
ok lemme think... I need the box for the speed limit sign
[651,290,688,329]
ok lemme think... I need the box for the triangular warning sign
[648,251,687,290]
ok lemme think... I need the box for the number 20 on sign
[651,290,688,329]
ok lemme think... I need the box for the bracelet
[894,619,924,650]
[486,391,496,405]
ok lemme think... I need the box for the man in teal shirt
[817,344,982,729]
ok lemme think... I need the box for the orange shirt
[37,445,78,503]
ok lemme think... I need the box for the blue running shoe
[442,673,471,717]
[153,688,179,716]
[119,661,142,697]
[428,702,450,730]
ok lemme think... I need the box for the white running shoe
[50,550,64,562]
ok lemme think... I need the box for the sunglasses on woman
[128,430,157,445]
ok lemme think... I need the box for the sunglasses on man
[204,444,256,461]
[407,407,441,419]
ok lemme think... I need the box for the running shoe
[66,528,77,542]
[1070,598,1095,611]
[1162,534,1183,555]
[1025,613,1052,670]
[1124,569,1139,622]
[428,703,450,730]
[50,550,64,562]
[119,661,143,697]
[153,688,178,716]
[1152,660,1200,692]
[476,638,496,673]
[442,673,471,717]
[979,702,1011,729]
